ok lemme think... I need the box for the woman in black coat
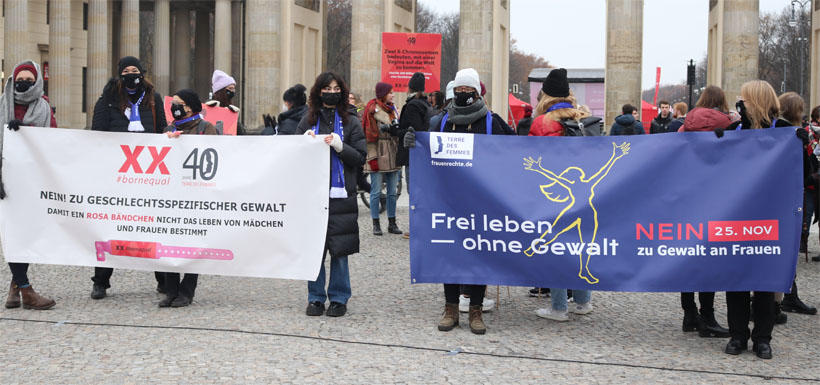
[291,72,366,317]
[89,56,167,300]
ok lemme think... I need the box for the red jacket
[528,116,563,136]
[14,99,57,128]
[679,107,731,133]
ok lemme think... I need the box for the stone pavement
[1,197,819,384]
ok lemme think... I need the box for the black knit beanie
[118,56,144,74]
[541,68,569,98]
[408,72,426,92]
[175,89,202,113]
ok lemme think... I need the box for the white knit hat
[453,68,480,94]
[211,70,236,93]
[445,81,455,101]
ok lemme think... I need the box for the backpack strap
[486,111,492,135]
[439,112,449,132]
[197,119,208,135]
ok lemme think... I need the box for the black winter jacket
[276,104,308,135]
[295,107,367,258]
[396,95,430,166]
[92,79,166,133]
[650,114,673,134]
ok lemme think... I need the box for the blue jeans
[370,171,399,219]
[549,288,591,311]
[307,252,351,304]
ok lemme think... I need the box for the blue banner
[409,128,802,292]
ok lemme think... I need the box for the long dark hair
[116,76,157,120]
[307,72,349,126]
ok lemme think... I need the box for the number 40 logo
[183,148,218,180]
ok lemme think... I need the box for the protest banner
[381,32,441,93]
[163,96,239,135]
[0,127,329,280]
[409,128,802,292]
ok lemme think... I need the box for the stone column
[350,0,385,102]
[214,0,232,73]
[706,0,723,87]
[721,0,758,104]
[459,0,509,116]
[245,0,280,130]
[49,0,71,127]
[172,7,191,91]
[87,0,110,127]
[812,1,820,107]
[4,0,29,80]
[153,0,171,96]
[195,8,213,98]
[604,0,643,129]
[120,0,140,58]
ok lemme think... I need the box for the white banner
[0,126,330,280]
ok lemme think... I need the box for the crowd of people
[0,57,816,358]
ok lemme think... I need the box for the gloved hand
[714,127,725,138]
[7,119,22,131]
[403,126,416,148]
[327,132,343,153]
[736,100,751,129]
[0,180,5,199]
[263,114,276,129]
[368,159,379,172]
[796,127,810,145]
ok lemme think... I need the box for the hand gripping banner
[1,127,330,280]
[409,128,802,292]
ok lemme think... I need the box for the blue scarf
[173,113,203,127]
[127,91,145,132]
[314,111,347,199]
[547,102,574,112]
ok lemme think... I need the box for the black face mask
[171,103,187,119]
[454,91,476,107]
[225,90,236,99]
[321,91,342,106]
[14,80,34,93]
[121,73,143,90]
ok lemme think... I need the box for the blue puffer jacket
[609,114,645,135]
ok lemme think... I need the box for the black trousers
[8,263,29,287]
[726,291,774,344]
[164,273,198,299]
[681,292,715,314]
[444,284,485,306]
[92,267,164,289]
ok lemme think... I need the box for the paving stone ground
[1,196,819,384]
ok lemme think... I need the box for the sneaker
[535,307,569,321]
[569,302,593,315]
[458,295,495,313]
[528,287,549,297]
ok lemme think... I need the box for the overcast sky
[418,0,795,88]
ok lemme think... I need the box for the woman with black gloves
[89,56,167,300]
[1,60,57,310]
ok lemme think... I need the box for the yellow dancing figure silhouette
[522,142,630,284]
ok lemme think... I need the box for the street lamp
[790,0,810,97]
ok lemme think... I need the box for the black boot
[682,308,699,332]
[372,218,383,236]
[697,310,730,338]
[387,217,402,234]
[782,280,817,315]
[774,302,788,325]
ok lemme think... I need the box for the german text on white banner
[0,127,329,280]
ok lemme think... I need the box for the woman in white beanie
[205,69,245,134]
[405,68,512,335]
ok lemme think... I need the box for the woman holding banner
[292,72,366,318]
[526,68,599,322]
[404,68,510,335]
[90,56,167,300]
[722,80,787,360]
[1,60,57,310]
